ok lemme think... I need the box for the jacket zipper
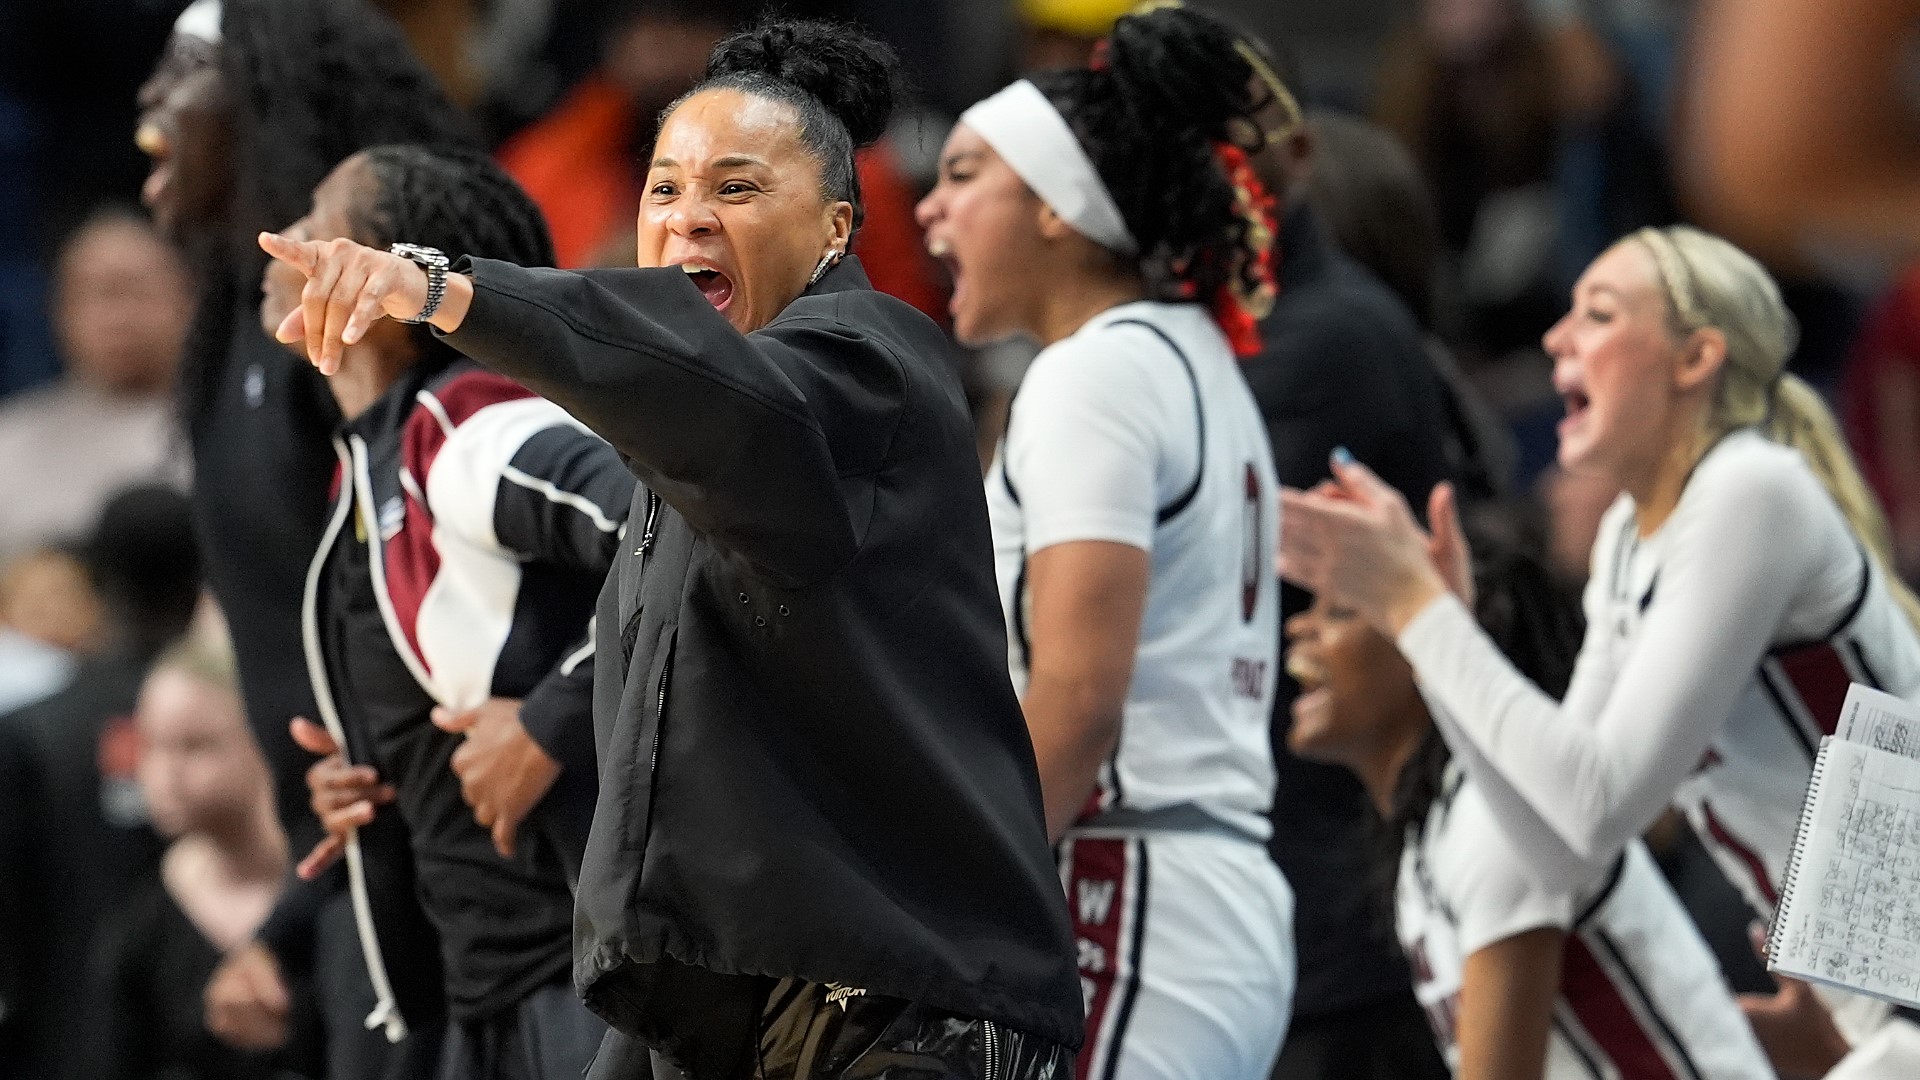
[622,491,662,664]
[982,1019,1002,1080]
[650,647,673,776]
[635,490,660,557]
[640,487,671,821]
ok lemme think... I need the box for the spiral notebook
[1766,684,1920,1008]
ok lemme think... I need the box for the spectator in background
[0,208,191,562]
[0,486,203,1080]
[1223,35,1459,1080]
[0,0,185,402]
[81,636,302,1080]
[1525,0,1684,281]
[498,0,748,268]
[1374,0,1565,359]
[1303,107,1517,497]
[134,2,473,1075]
[498,0,947,320]
[0,546,100,717]
[1014,0,1133,69]
[372,0,482,107]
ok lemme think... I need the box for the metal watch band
[388,243,450,325]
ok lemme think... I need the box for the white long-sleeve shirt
[1398,429,1920,919]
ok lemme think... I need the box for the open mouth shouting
[1557,380,1593,442]
[681,261,735,313]
[926,236,970,329]
[1286,650,1332,732]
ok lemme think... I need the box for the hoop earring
[808,248,842,286]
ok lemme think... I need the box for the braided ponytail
[1030,2,1279,354]
[357,144,556,366]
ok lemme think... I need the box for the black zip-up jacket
[307,358,632,1024]
[441,256,1083,1068]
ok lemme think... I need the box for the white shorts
[1058,827,1295,1080]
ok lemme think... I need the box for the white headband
[959,80,1137,256]
[173,0,222,45]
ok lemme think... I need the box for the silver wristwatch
[388,243,451,325]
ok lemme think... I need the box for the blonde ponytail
[1629,225,1920,634]
[1765,374,1920,633]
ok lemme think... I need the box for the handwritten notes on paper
[1770,685,1920,1008]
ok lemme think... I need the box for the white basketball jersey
[1584,433,1920,922]
[1398,768,1773,1080]
[988,301,1280,840]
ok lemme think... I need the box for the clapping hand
[1277,450,1466,636]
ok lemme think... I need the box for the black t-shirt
[0,652,165,1080]
[190,314,339,855]
[80,876,317,1080]
[319,502,573,1020]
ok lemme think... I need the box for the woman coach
[258,18,1080,1080]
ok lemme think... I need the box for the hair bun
[1101,3,1254,141]
[705,18,899,147]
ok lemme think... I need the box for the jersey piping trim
[1105,319,1206,523]
[1591,928,1707,1080]
[1847,638,1886,690]
[1769,539,1874,655]
[1550,1013,1607,1079]
[1571,852,1627,930]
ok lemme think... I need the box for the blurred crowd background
[11,0,1912,600]
[0,0,1913,1077]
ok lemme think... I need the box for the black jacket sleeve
[519,628,597,882]
[441,259,906,588]
[518,626,595,774]
[483,421,626,784]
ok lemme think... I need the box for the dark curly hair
[351,144,555,370]
[667,18,901,233]
[178,0,474,428]
[1028,3,1266,303]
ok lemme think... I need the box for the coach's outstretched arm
[259,233,898,589]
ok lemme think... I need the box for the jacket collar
[339,356,466,441]
[798,253,874,300]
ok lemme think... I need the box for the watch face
[391,243,449,267]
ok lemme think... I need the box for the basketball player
[918,6,1294,1078]
[1288,533,1772,1079]
[1279,227,1920,1075]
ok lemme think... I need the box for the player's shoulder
[1429,778,1581,947]
[1687,428,1824,506]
